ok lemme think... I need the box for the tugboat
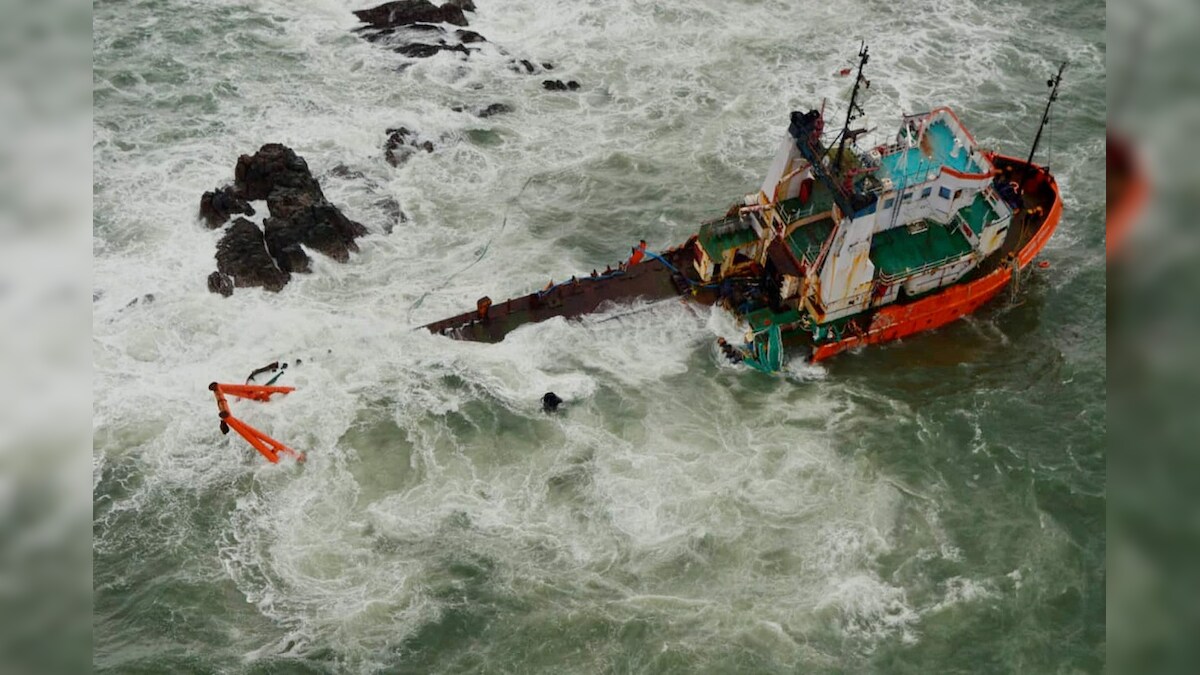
[425,46,1066,370]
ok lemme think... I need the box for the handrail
[876,246,976,285]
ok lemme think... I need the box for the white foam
[93,0,1099,666]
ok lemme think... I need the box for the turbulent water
[93,0,1105,672]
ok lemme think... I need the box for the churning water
[93,0,1105,671]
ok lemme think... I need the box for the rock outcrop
[353,0,469,30]
[200,144,369,295]
[352,0,483,59]
[214,218,291,293]
[542,79,581,92]
[476,103,513,118]
[384,127,436,167]
[199,186,255,229]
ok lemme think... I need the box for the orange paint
[215,383,295,402]
[209,382,303,463]
[811,156,1062,362]
[941,166,995,181]
[1106,136,1149,259]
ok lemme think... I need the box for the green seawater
[93,0,1105,672]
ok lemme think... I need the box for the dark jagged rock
[510,59,557,75]
[262,219,313,274]
[353,0,468,30]
[266,186,320,221]
[374,196,407,234]
[395,41,468,58]
[455,29,486,44]
[124,293,155,308]
[214,218,291,293]
[203,144,370,296]
[234,144,325,202]
[477,103,513,118]
[199,185,254,229]
[207,271,234,297]
[351,1,486,59]
[542,392,563,413]
[265,205,367,264]
[328,164,366,181]
[542,79,581,92]
[385,127,436,167]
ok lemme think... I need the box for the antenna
[1023,62,1066,181]
[834,42,870,173]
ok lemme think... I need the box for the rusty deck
[424,239,706,342]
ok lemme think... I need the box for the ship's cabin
[699,106,1016,328]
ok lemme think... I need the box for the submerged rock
[542,79,580,91]
[455,29,486,44]
[207,271,234,297]
[385,127,436,167]
[374,196,407,233]
[477,103,513,118]
[395,42,465,58]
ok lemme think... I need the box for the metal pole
[1023,62,1067,177]
[835,42,870,172]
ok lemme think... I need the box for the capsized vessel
[425,48,1065,368]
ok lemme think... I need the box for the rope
[536,268,624,298]
[643,251,718,290]
[532,248,718,300]
[407,175,536,324]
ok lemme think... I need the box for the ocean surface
[92,0,1106,672]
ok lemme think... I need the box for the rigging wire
[406,175,536,325]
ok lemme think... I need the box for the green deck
[778,185,835,223]
[746,306,804,332]
[698,216,758,259]
[957,192,997,235]
[785,217,835,263]
[870,220,973,278]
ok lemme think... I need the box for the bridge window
[883,197,894,209]
[938,186,951,199]
[921,187,933,199]
[902,191,913,201]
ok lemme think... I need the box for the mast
[1023,62,1067,177]
[834,42,870,173]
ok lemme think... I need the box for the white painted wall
[817,215,877,320]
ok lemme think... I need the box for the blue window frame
[938,186,952,199]
[883,198,894,209]
[921,187,933,199]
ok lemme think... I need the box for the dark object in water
[542,79,580,91]
[542,392,562,413]
[717,337,743,364]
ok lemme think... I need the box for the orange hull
[1105,134,1148,260]
[811,157,1063,362]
